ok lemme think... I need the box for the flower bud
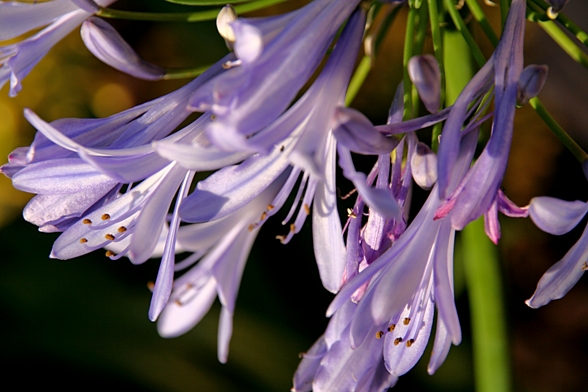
[217,5,237,50]
[408,54,441,113]
[411,142,437,189]
[517,64,548,105]
[546,0,570,18]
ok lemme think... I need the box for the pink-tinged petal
[526,223,588,308]
[529,197,588,235]
[81,17,165,80]
[484,197,501,245]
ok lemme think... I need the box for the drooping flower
[525,196,588,308]
[435,0,528,231]
[0,0,116,96]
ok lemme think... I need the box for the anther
[267,204,275,210]
[484,0,497,6]
[347,208,357,218]
[547,7,558,20]
[147,281,155,292]
[406,339,415,347]
[105,234,115,241]
[101,213,110,221]
[118,226,127,233]
[79,238,88,244]
[582,262,588,271]
[394,337,403,346]
[376,331,385,339]
[290,224,296,233]
[280,145,285,152]
[211,114,216,120]
[174,299,183,306]
[387,324,396,332]
[248,224,255,232]
[403,317,411,325]
[82,219,92,225]
[260,211,267,221]
[276,235,286,243]
[105,250,115,257]
[303,204,310,215]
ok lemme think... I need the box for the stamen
[403,317,411,325]
[174,299,183,306]
[387,324,396,332]
[303,204,310,215]
[394,337,403,346]
[347,208,357,218]
[406,339,415,347]
[101,213,111,221]
[105,234,115,241]
[276,235,286,244]
[105,250,115,257]
[267,204,275,210]
[117,226,127,233]
[582,262,588,271]
[82,219,92,225]
[248,224,255,232]
[376,331,385,339]
[260,211,267,221]
[290,223,296,233]
[79,238,88,244]
[147,281,155,292]
[211,114,216,120]
[222,59,242,69]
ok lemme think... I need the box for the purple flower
[0,0,115,96]
[292,96,482,391]
[187,0,362,147]
[526,196,588,308]
[435,0,527,231]
[162,8,368,294]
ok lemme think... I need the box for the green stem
[163,64,212,79]
[529,97,588,163]
[499,0,510,28]
[345,56,372,106]
[462,217,512,392]
[443,0,487,67]
[465,0,499,46]
[97,0,288,22]
[527,11,588,69]
[428,0,445,150]
[529,0,588,46]
[403,8,417,120]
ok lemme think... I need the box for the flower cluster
[2,0,587,390]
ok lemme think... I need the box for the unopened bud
[546,0,570,18]
[517,64,548,105]
[408,54,441,113]
[217,5,237,50]
[411,141,437,189]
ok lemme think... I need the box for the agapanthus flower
[0,0,115,96]
[187,0,362,149]
[434,0,527,232]
[157,8,372,294]
[526,196,588,308]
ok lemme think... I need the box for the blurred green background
[1,0,588,391]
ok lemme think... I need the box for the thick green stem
[403,8,417,120]
[529,0,588,46]
[443,0,487,67]
[462,217,512,392]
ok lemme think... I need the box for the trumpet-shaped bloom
[435,0,527,231]
[526,196,588,308]
[0,0,115,96]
